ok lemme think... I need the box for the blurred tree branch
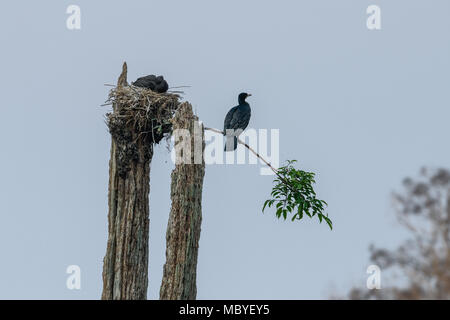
[347,167,450,299]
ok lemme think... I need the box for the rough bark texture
[160,103,205,300]
[101,63,152,300]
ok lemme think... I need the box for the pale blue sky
[0,0,449,299]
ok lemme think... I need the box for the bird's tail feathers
[224,136,238,151]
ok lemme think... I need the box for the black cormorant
[223,92,252,151]
[132,75,169,93]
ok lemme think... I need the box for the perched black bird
[132,75,169,93]
[223,92,252,151]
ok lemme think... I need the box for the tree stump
[101,63,180,299]
[160,102,205,300]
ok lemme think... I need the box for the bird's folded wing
[223,106,238,132]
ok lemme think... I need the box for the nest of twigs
[105,85,181,143]
[104,85,181,176]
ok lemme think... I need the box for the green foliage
[262,160,332,230]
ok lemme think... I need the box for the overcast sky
[0,0,449,299]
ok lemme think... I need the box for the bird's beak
[247,94,252,97]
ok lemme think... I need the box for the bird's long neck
[238,97,247,105]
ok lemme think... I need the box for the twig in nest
[169,86,191,89]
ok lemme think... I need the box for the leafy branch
[204,128,332,230]
[263,160,332,230]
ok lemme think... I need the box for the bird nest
[105,85,181,145]
[104,85,181,176]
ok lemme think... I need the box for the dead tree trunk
[101,63,151,300]
[159,102,205,300]
[101,137,151,300]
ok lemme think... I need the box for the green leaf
[276,207,282,218]
[262,200,270,212]
[323,215,333,230]
[261,160,332,230]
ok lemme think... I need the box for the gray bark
[101,63,151,300]
[159,102,205,300]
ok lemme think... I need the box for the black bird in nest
[132,75,169,93]
[223,92,252,151]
